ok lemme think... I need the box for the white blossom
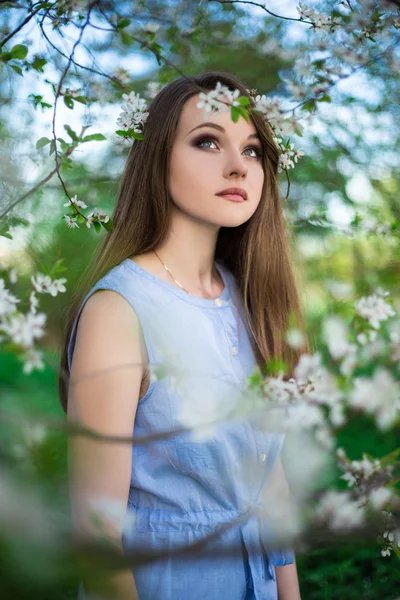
[63,194,87,209]
[64,215,79,229]
[9,268,18,284]
[339,453,382,488]
[294,56,313,78]
[31,273,67,297]
[322,315,350,360]
[350,368,400,431]
[282,79,308,100]
[278,153,295,171]
[146,81,162,99]
[1,311,46,348]
[21,423,47,446]
[369,487,392,510]
[91,208,110,223]
[142,22,160,34]
[113,67,131,86]
[355,292,395,329]
[0,278,20,316]
[22,348,45,374]
[29,291,39,314]
[294,352,322,384]
[315,490,364,531]
[285,328,305,349]
[116,91,149,136]
[196,81,240,115]
[263,374,299,405]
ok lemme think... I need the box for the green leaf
[1,51,12,62]
[74,95,87,104]
[82,133,106,142]
[10,64,23,75]
[0,222,13,239]
[63,96,74,109]
[101,220,114,232]
[32,57,47,72]
[93,221,101,233]
[116,18,131,29]
[115,129,144,140]
[8,215,30,227]
[302,99,317,113]
[11,44,28,60]
[49,140,56,155]
[237,95,250,107]
[231,105,249,123]
[36,137,51,149]
[246,365,263,389]
[231,106,240,123]
[265,358,288,377]
[120,30,134,46]
[64,124,79,142]
[58,137,70,151]
[318,94,331,103]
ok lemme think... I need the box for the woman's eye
[195,136,262,159]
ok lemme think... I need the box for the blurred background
[0,1,399,598]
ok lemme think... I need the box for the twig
[207,0,315,25]
[0,4,44,48]
[50,1,98,215]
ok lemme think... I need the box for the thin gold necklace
[152,249,242,354]
[152,249,223,298]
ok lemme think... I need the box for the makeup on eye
[192,135,263,159]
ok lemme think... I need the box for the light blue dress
[68,257,294,600]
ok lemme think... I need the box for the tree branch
[0,4,44,48]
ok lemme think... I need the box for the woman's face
[168,93,265,229]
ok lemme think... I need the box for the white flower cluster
[380,510,400,558]
[350,368,400,431]
[196,82,240,115]
[359,216,392,237]
[0,269,66,374]
[276,139,305,173]
[116,91,149,140]
[355,290,395,330]
[252,94,305,172]
[258,289,399,444]
[63,195,110,230]
[31,273,67,297]
[337,448,385,489]
[113,82,306,172]
[296,3,342,33]
[382,528,400,557]
[315,490,364,531]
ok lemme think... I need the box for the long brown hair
[58,71,310,414]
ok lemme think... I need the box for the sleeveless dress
[68,257,294,600]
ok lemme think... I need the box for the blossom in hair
[196,81,240,115]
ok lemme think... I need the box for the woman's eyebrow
[186,122,260,140]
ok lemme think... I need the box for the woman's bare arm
[262,456,302,599]
[276,559,301,600]
[68,290,145,600]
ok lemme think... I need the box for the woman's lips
[217,193,246,202]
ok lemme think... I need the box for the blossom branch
[207,0,315,25]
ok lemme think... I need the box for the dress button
[213,298,224,307]
[231,346,238,356]
[259,453,266,462]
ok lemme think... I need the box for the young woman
[59,71,308,600]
